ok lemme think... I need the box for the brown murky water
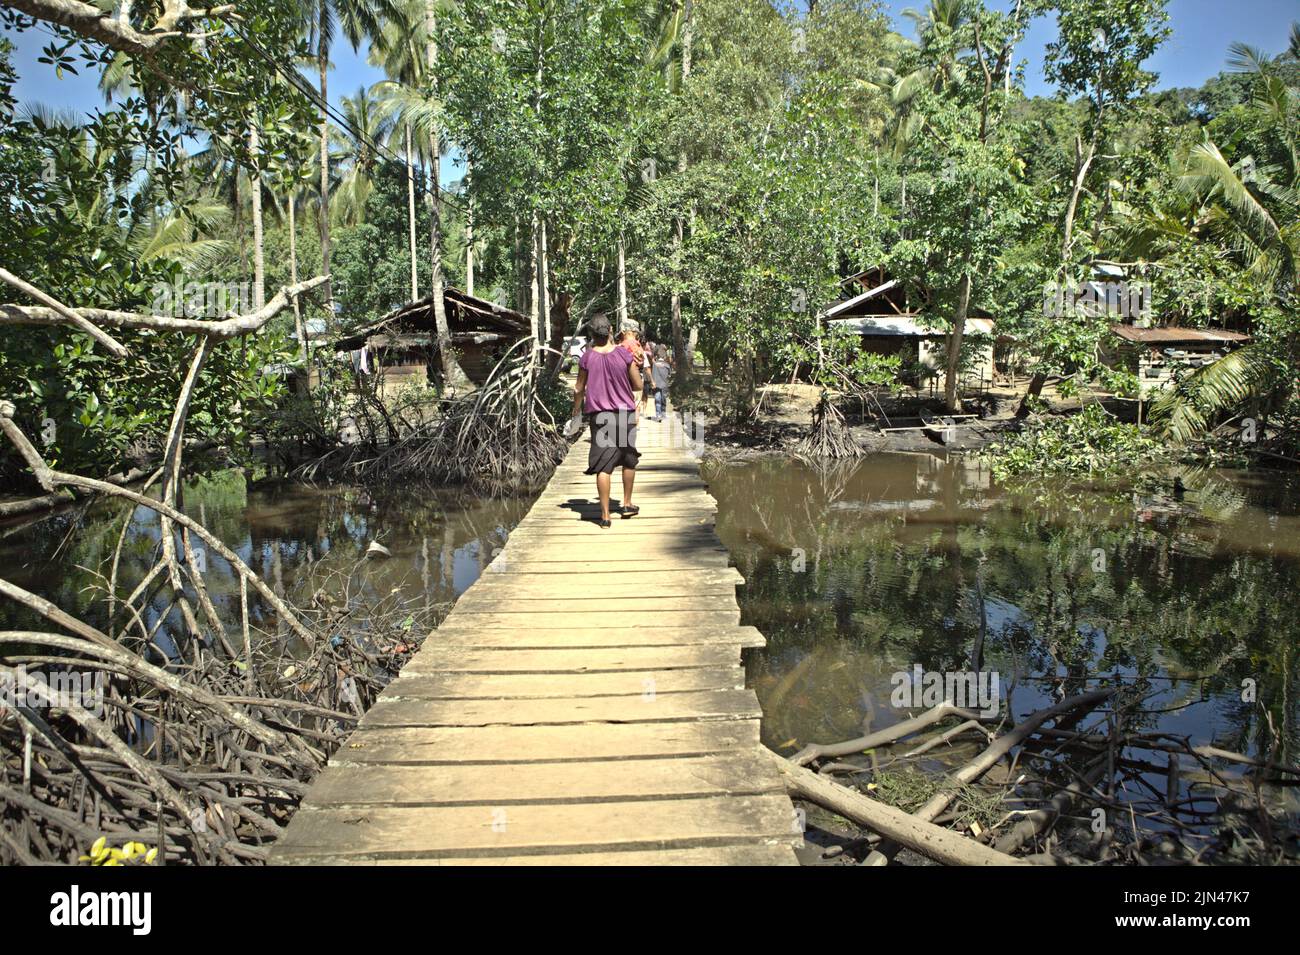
[0,471,533,649]
[703,452,1300,829]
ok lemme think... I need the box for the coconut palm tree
[330,86,396,227]
[1133,29,1300,441]
[306,0,405,318]
[370,0,428,301]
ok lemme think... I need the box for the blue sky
[4,0,1295,173]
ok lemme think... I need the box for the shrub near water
[988,405,1167,480]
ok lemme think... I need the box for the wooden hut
[332,288,528,396]
[1104,325,1252,398]
[823,267,997,392]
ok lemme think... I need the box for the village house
[1103,324,1252,398]
[822,266,997,395]
[1076,263,1253,398]
[331,287,529,398]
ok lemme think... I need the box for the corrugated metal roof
[1110,325,1250,344]
[828,316,994,337]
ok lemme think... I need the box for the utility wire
[227,21,471,216]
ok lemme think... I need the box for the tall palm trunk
[538,216,551,346]
[943,271,971,412]
[465,156,475,297]
[425,1,472,393]
[405,123,419,300]
[527,210,542,358]
[617,231,628,326]
[318,41,335,317]
[669,0,694,372]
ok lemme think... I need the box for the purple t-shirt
[579,346,636,412]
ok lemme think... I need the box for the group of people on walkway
[566,314,675,528]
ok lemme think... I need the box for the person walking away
[651,344,672,421]
[570,315,643,527]
[640,338,655,414]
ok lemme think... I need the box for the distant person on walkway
[640,337,655,414]
[570,314,642,527]
[651,344,672,421]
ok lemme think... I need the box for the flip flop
[620,504,640,519]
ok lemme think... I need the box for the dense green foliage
[0,1,1296,484]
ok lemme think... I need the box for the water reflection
[0,472,533,647]
[704,452,1300,776]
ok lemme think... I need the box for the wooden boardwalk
[271,413,801,865]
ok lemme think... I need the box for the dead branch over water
[776,687,1300,866]
[0,275,431,865]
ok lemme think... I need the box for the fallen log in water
[861,688,1115,866]
[765,748,1027,866]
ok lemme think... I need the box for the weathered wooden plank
[453,595,740,615]
[478,561,733,576]
[298,752,783,808]
[403,644,742,674]
[272,794,800,858]
[276,844,800,866]
[388,666,744,698]
[466,567,741,592]
[426,625,766,649]
[507,519,719,537]
[329,718,761,764]
[429,608,742,633]
[362,688,761,728]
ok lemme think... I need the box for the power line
[227,21,470,216]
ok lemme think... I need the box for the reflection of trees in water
[0,474,533,653]
[711,455,1300,765]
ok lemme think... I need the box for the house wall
[856,335,995,389]
[376,359,429,399]
[1103,343,1227,398]
[918,338,996,387]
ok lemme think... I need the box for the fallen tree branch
[766,748,1028,866]
[0,274,328,340]
[791,701,984,766]
[863,689,1115,866]
[0,267,129,356]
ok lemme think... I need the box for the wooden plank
[462,582,739,601]
[466,567,742,591]
[428,610,741,631]
[426,626,766,649]
[276,844,800,866]
[388,667,744,698]
[507,518,719,536]
[453,595,740,614]
[484,561,733,575]
[299,752,783,807]
[484,560,735,575]
[362,688,761,727]
[272,793,800,858]
[329,719,761,764]
[403,644,742,674]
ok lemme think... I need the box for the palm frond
[1182,140,1290,278]
[1149,343,1273,442]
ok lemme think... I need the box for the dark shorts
[585,409,640,474]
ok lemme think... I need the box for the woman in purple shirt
[568,313,643,528]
